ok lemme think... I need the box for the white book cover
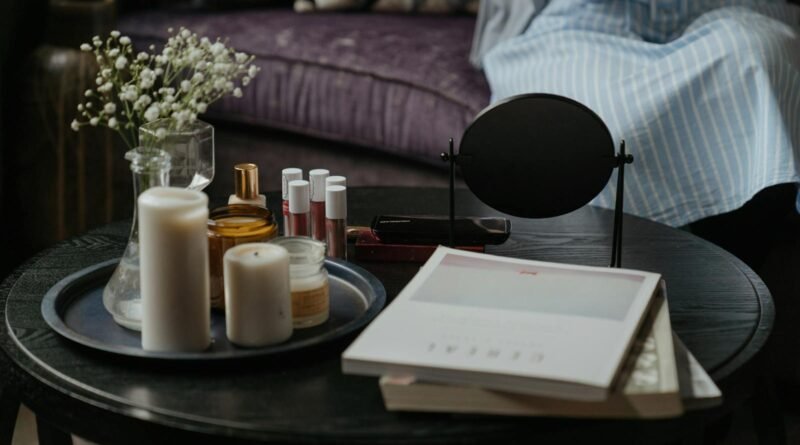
[342,247,663,401]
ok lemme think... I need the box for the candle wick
[254,251,259,257]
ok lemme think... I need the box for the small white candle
[224,243,293,347]
[139,187,210,352]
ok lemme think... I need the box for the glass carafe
[103,147,171,330]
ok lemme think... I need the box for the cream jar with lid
[270,237,329,328]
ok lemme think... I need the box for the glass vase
[103,147,171,331]
[139,118,215,191]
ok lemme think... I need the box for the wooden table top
[0,187,773,444]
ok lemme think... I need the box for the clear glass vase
[139,119,215,191]
[103,147,171,331]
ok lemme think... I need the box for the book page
[411,253,644,321]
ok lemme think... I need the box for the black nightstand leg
[752,375,786,445]
[35,417,72,445]
[0,387,20,445]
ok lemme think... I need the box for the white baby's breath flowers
[144,105,160,122]
[120,85,138,102]
[71,27,259,149]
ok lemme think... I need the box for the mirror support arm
[610,140,634,268]
[440,138,457,248]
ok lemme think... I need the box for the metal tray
[41,258,386,361]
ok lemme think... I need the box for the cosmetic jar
[270,236,329,328]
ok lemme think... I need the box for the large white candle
[139,187,210,352]
[224,243,293,347]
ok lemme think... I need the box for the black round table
[0,187,774,444]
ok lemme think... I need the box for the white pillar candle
[224,243,293,347]
[139,187,210,352]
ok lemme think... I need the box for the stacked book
[342,247,721,419]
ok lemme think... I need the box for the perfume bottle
[229,163,266,207]
[207,204,279,310]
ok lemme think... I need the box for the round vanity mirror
[459,93,617,218]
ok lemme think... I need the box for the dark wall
[0,0,49,276]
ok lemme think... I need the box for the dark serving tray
[41,258,386,361]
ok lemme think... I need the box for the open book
[343,247,664,401]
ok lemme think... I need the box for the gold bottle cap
[234,163,259,199]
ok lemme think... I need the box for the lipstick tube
[325,185,347,259]
[288,180,310,237]
[281,168,303,234]
[309,169,329,242]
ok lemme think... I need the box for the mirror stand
[441,138,634,268]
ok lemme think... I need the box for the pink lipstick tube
[325,185,347,259]
[309,169,329,242]
[288,180,310,237]
[281,168,303,234]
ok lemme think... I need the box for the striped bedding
[483,0,800,226]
